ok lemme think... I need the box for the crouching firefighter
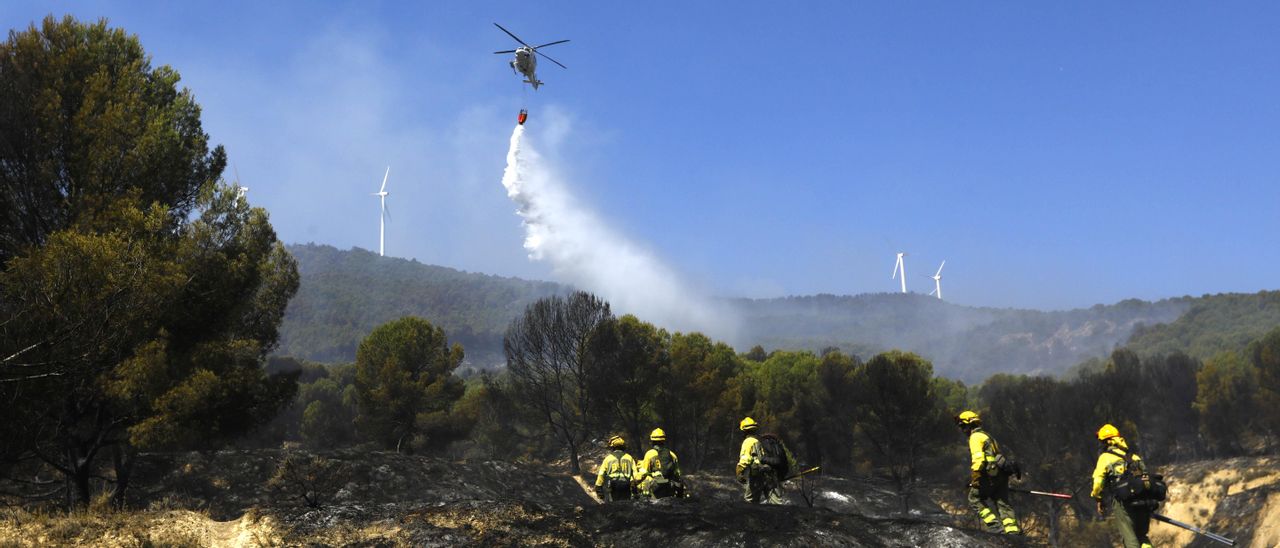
[956,410,1022,535]
[594,435,636,502]
[636,428,686,499]
[736,417,796,504]
[1092,424,1166,548]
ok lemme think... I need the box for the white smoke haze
[501,125,740,339]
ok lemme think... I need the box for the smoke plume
[501,125,737,338]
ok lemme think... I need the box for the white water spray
[501,125,736,337]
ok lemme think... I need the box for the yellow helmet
[739,417,758,432]
[1097,424,1120,441]
[608,435,626,449]
[955,410,981,427]
[650,428,666,442]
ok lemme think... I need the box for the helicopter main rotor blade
[493,23,531,48]
[533,39,570,49]
[535,49,567,69]
[493,49,517,54]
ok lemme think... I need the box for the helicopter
[493,23,568,90]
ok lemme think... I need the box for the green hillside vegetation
[732,294,1191,382]
[1125,290,1280,359]
[277,243,564,365]
[277,246,1204,381]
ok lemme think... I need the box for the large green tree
[1249,327,1280,446]
[1194,352,1259,456]
[585,314,667,448]
[353,317,466,452]
[850,350,951,514]
[0,16,298,507]
[652,332,741,470]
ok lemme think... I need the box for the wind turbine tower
[371,166,390,256]
[891,252,907,293]
[929,260,946,300]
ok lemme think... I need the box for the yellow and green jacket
[1091,438,1143,500]
[737,435,759,476]
[737,434,798,477]
[968,428,1001,475]
[637,446,681,482]
[595,450,636,488]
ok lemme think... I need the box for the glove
[1095,500,1105,517]
[969,470,982,488]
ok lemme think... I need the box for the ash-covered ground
[2,449,1028,547]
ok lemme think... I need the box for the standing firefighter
[1092,424,1163,548]
[636,428,685,499]
[736,417,796,504]
[956,410,1022,535]
[594,435,636,502]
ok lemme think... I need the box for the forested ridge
[279,245,1280,381]
[734,294,1191,382]
[277,243,564,365]
[1125,290,1280,360]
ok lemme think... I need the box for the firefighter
[956,410,1022,535]
[594,435,636,502]
[736,417,794,504]
[1092,424,1155,548]
[636,428,685,498]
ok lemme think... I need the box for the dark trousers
[968,475,1020,534]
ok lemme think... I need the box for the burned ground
[0,449,1023,547]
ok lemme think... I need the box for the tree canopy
[0,16,297,507]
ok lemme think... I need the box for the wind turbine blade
[936,260,946,277]
[929,287,937,296]
[383,201,391,221]
[380,166,390,193]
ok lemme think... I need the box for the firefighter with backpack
[955,410,1022,535]
[736,417,797,504]
[594,435,637,502]
[635,427,686,499]
[1092,424,1166,548]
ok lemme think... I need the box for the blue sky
[4,2,1278,310]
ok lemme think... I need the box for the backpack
[606,453,633,497]
[757,434,790,478]
[647,447,681,499]
[1109,449,1167,505]
[652,447,676,478]
[977,431,1022,479]
[993,453,1022,480]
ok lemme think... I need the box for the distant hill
[276,245,1280,382]
[731,294,1192,382]
[276,244,565,365]
[1124,290,1280,360]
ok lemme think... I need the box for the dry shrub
[267,451,351,509]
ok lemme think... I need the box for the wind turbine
[891,252,907,293]
[233,165,248,198]
[371,166,390,256]
[928,260,946,300]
